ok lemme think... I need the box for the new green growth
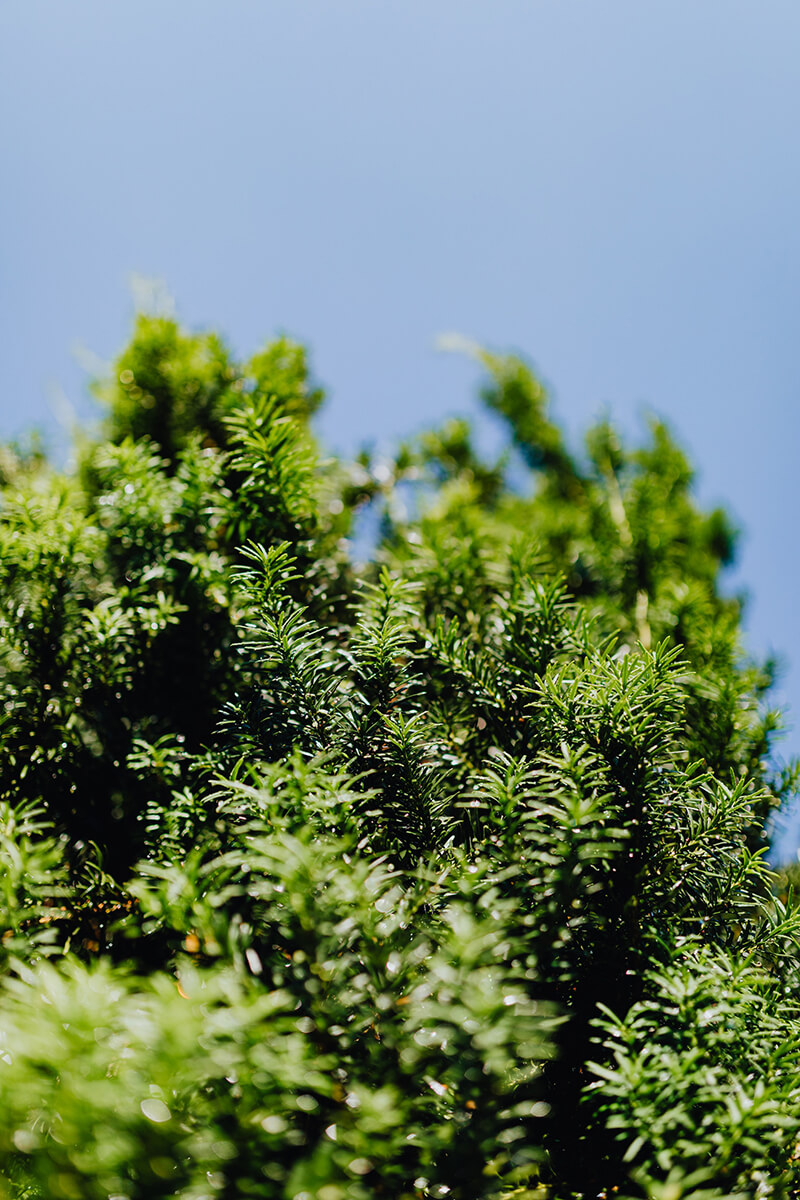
[0,314,797,1200]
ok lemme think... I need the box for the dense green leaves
[0,314,796,1199]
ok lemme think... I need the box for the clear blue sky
[2,2,800,855]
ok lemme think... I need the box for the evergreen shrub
[0,313,797,1199]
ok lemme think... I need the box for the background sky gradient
[2,2,799,855]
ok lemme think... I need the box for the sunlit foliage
[0,313,796,1199]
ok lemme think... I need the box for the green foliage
[0,315,796,1199]
[0,801,69,966]
[589,946,800,1199]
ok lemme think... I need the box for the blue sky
[2,2,800,854]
